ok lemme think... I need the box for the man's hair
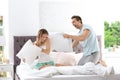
[71,15,82,24]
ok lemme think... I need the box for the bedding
[14,35,120,80]
[28,52,81,69]
[16,51,119,80]
[16,61,114,80]
[50,52,77,66]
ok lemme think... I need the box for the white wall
[9,0,40,62]
[9,0,104,62]
[39,1,79,33]
[38,0,104,34]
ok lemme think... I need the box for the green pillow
[35,61,54,69]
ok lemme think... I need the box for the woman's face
[40,34,48,42]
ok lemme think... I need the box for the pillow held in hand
[50,33,73,52]
[16,39,41,65]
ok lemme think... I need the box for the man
[63,15,100,65]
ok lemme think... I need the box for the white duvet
[17,62,114,79]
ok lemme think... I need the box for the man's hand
[63,34,70,38]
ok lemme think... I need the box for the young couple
[32,15,107,70]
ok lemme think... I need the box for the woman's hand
[22,58,26,63]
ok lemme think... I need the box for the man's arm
[63,29,90,41]
[72,40,79,48]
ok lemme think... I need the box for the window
[0,15,5,64]
[0,16,3,35]
[104,21,120,53]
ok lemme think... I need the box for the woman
[33,28,54,69]
[33,29,69,70]
[34,28,50,54]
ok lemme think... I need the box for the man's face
[71,18,81,29]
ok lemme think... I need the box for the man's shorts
[78,52,100,65]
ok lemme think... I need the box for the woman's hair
[71,15,82,24]
[37,28,49,38]
[36,28,49,46]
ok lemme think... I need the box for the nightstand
[0,64,13,80]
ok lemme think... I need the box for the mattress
[17,73,120,80]
[16,62,120,80]
[23,75,105,80]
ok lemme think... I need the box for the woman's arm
[41,38,50,54]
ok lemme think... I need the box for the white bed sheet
[23,75,105,80]
[16,62,120,80]
[17,73,120,80]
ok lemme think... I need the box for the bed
[13,35,120,80]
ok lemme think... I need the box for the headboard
[14,36,36,76]
[13,35,101,77]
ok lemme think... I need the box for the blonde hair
[36,28,49,46]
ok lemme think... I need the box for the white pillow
[74,53,83,65]
[16,39,41,65]
[50,52,76,66]
[49,33,73,52]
